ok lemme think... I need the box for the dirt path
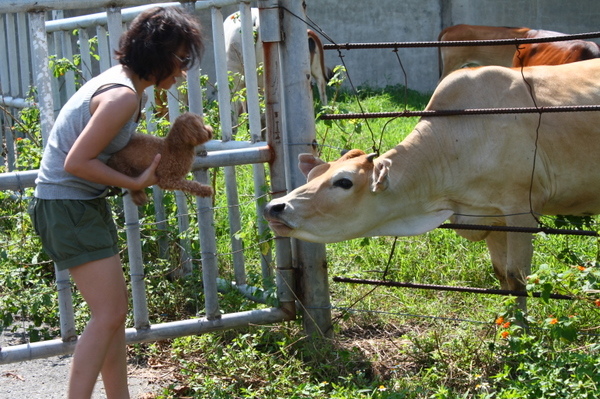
[1,329,162,398]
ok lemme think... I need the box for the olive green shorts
[28,197,119,271]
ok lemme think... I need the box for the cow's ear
[371,158,391,192]
[298,153,326,177]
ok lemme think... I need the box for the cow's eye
[333,178,353,189]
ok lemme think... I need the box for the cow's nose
[264,201,286,218]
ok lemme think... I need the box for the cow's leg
[486,227,534,312]
[505,230,533,311]
[485,230,508,286]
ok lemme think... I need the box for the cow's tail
[437,26,449,79]
[307,29,329,104]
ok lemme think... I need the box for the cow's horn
[366,153,377,163]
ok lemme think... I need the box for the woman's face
[155,50,191,90]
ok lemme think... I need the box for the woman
[28,6,204,398]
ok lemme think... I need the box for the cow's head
[263,149,392,243]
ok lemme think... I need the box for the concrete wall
[305,0,600,94]
[305,0,442,94]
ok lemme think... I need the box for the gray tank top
[35,65,147,200]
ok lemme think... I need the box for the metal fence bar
[29,10,55,145]
[16,13,30,97]
[320,105,600,121]
[55,266,77,342]
[333,276,573,300]
[95,25,111,72]
[212,5,247,288]
[5,14,19,97]
[105,6,123,65]
[0,15,8,98]
[278,0,331,337]
[322,31,600,51]
[47,16,61,112]
[165,82,194,279]
[1,0,306,365]
[144,90,170,261]
[124,193,151,330]
[238,2,274,283]
[58,25,77,99]
[259,0,295,318]
[0,0,169,13]
[1,307,293,364]
[1,14,17,170]
[78,27,93,81]
[239,2,262,142]
[0,146,273,191]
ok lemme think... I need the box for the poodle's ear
[169,113,211,145]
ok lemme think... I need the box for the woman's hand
[132,153,161,190]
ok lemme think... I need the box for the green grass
[3,82,600,398]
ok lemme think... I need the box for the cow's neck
[388,121,454,199]
[366,122,455,236]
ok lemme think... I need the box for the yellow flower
[378,385,387,391]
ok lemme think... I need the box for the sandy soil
[0,328,162,399]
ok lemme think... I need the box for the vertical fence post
[278,0,332,337]
[30,10,81,342]
[164,80,195,278]
[105,6,122,67]
[238,3,274,282]
[106,6,151,330]
[16,13,30,97]
[55,266,77,342]
[212,5,246,287]
[28,10,54,145]
[259,0,296,320]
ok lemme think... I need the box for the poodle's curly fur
[108,112,213,205]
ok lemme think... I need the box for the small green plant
[48,55,81,80]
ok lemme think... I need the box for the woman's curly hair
[115,6,204,84]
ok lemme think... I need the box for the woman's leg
[68,254,130,399]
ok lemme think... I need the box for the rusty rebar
[323,31,600,50]
[320,105,600,120]
[439,223,598,236]
[333,276,573,300]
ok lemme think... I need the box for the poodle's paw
[129,190,149,206]
[199,124,214,142]
[188,183,214,198]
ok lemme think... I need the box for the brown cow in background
[438,24,600,81]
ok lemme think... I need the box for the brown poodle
[108,112,214,205]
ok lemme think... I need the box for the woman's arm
[64,86,160,191]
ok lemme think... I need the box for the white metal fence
[0,0,331,364]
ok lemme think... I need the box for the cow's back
[438,24,531,81]
[421,59,600,216]
[514,40,600,67]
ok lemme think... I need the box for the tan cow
[264,59,600,310]
[438,24,599,81]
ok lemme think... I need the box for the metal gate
[0,0,331,364]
